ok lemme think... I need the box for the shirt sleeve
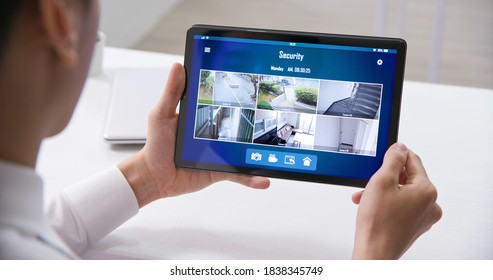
[46,166,139,255]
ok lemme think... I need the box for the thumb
[378,142,409,186]
[153,63,186,119]
[404,150,429,183]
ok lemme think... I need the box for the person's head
[0,0,100,166]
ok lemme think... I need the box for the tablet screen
[176,25,406,187]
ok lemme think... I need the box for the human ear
[39,0,79,67]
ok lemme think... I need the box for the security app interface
[183,34,398,180]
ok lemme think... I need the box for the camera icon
[250,152,262,162]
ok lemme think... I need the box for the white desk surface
[37,47,493,260]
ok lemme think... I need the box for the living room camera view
[254,110,316,150]
[194,69,382,156]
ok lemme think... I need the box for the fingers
[212,172,271,189]
[154,63,186,119]
[231,174,270,189]
[249,176,271,189]
[432,203,443,224]
[352,190,364,204]
[419,203,443,236]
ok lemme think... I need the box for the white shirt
[0,160,139,259]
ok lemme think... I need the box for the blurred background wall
[99,0,182,47]
[101,0,493,89]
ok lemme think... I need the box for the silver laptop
[103,68,170,144]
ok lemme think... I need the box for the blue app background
[181,36,398,180]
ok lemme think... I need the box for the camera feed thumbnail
[256,75,319,114]
[197,70,258,109]
[194,105,255,143]
[254,110,316,150]
[314,116,378,156]
[317,80,382,120]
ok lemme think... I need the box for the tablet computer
[175,25,406,187]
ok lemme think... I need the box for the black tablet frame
[175,24,406,188]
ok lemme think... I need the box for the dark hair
[0,1,91,63]
[0,1,25,61]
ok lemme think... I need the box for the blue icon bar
[245,148,317,171]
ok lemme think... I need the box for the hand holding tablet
[175,25,407,187]
[122,26,440,259]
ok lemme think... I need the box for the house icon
[302,157,312,167]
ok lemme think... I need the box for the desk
[37,47,493,259]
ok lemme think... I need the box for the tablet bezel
[175,24,406,188]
